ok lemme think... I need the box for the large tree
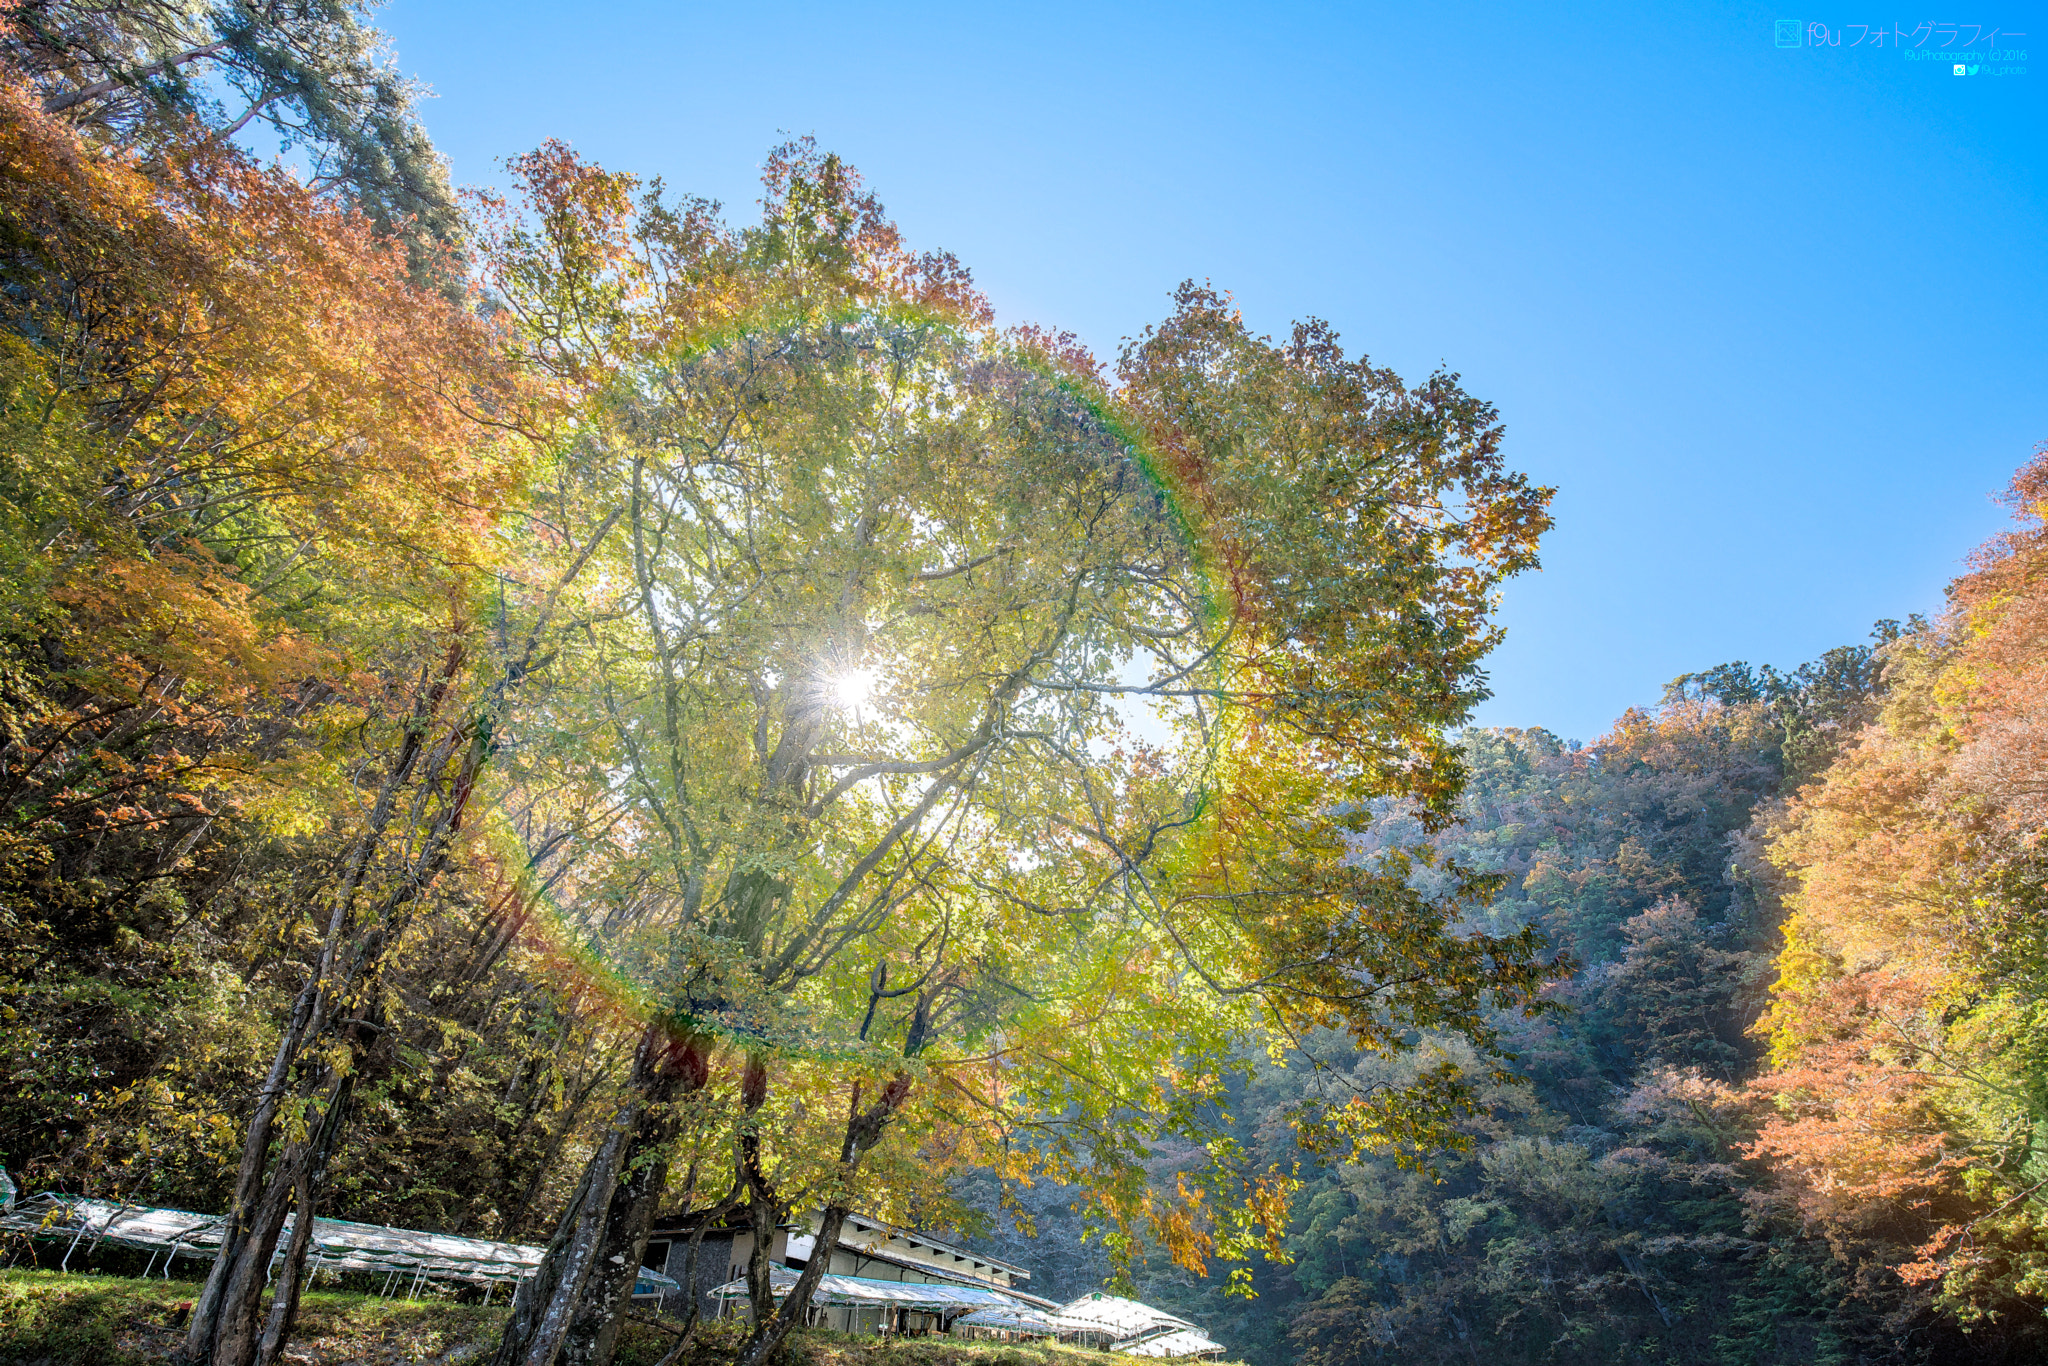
[469,141,1561,1366]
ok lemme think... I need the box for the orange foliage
[0,71,534,903]
[1746,971,1964,1216]
[1754,444,2048,1319]
[0,76,526,559]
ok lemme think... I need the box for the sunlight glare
[828,666,877,710]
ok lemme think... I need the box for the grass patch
[0,1272,1231,1366]
[762,1328,1193,1366]
[0,1270,511,1365]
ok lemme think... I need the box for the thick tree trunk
[488,1024,710,1366]
[736,1204,849,1366]
[559,1136,672,1366]
[741,1177,783,1333]
[491,1156,603,1366]
[493,1106,641,1366]
[734,1051,779,1333]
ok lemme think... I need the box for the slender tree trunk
[255,1071,354,1366]
[668,1185,742,1339]
[189,1001,390,1366]
[176,870,461,1365]
[174,979,317,1363]
[199,1129,301,1366]
[178,512,621,1366]
[733,1069,916,1366]
[180,751,477,1364]
[176,638,465,1366]
[729,1051,776,1333]
[741,1204,850,1363]
[488,1024,711,1366]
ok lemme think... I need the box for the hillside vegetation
[965,607,2048,1365]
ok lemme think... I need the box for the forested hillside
[1120,650,1917,1364]
[960,599,2048,1365]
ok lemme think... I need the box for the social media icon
[1955,63,1968,73]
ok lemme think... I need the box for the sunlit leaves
[1755,445,2048,1323]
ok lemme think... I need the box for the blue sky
[380,1,2045,742]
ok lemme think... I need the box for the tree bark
[175,511,621,1366]
[733,1069,916,1366]
[173,979,315,1364]
[492,1155,603,1366]
[176,860,462,1365]
[488,1023,711,1366]
[734,1051,779,1333]
[41,41,231,115]
[559,1127,672,1366]
[176,635,465,1366]
[255,1072,354,1366]
[499,1106,640,1366]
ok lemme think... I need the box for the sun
[827,666,877,710]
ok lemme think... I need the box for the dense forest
[979,609,2048,1365]
[1,5,2044,1366]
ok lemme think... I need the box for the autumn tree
[1752,445,2048,1336]
[3,0,457,268]
[457,135,1563,1366]
[0,57,572,1366]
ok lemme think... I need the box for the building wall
[652,1232,737,1321]
[648,1214,1020,1335]
[798,1217,1020,1290]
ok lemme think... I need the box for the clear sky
[379,0,2045,742]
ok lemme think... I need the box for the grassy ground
[0,1271,1208,1366]
[758,1331,1182,1366]
[0,1270,508,1365]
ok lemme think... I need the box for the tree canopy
[465,140,1561,1366]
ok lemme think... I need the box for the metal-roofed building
[646,1209,1228,1356]
[1057,1292,1225,1358]
[644,1207,1031,1332]
[0,1192,680,1302]
[0,1177,1224,1357]
[1120,1328,1229,1359]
